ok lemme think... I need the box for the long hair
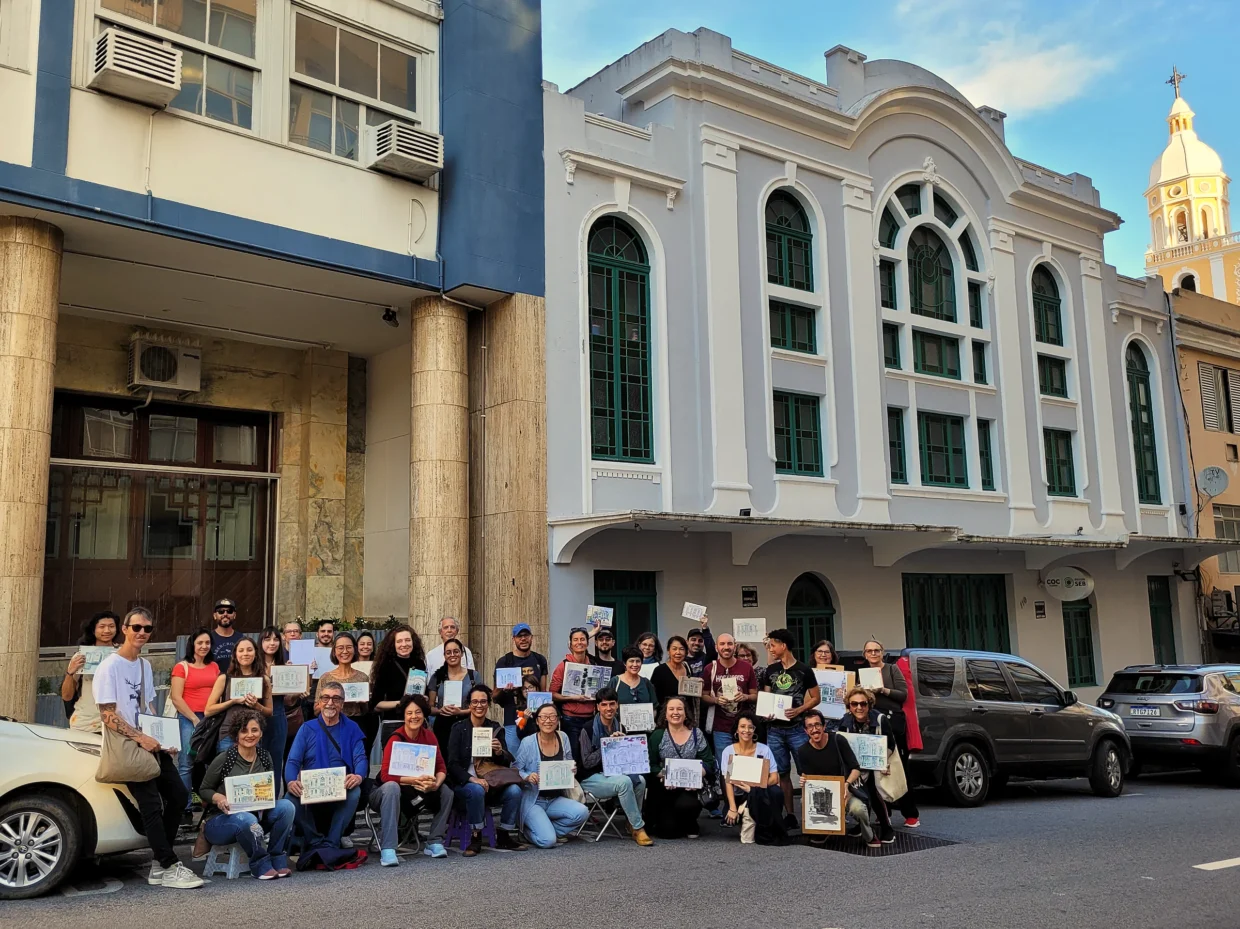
[227,637,263,679]
[259,626,286,667]
[183,627,212,662]
[78,611,121,647]
[371,623,426,686]
[635,632,663,663]
[354,630,376,660]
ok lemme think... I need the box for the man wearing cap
[590,626,625,679]
[494,623,548,755]
[208,598,241,671]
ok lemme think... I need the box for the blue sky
[541,0,1238,278]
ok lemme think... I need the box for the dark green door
[786,573,836,660]
[593,570,658,649]
[1147,576,1177,664]
[902,573,1011,653]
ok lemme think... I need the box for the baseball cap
[595,626,615,638]
[214,598,237,611]
[511,623,532,636]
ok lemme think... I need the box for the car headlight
[69,741,101,757]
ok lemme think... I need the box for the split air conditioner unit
[88,27,182,108]
[363,120,444,181]
[128,332,201,393]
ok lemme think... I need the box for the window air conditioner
[88,27,182,108]
[128,333,202,393]
[363,120,444,181]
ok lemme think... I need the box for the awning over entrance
[548,510,1240,570]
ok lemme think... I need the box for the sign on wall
[1043,566,1094,602]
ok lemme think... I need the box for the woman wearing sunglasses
[836,685,913,844]
[859,639,920,828]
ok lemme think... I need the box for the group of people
[68,603,922,890]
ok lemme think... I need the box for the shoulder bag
[96,659,161,784]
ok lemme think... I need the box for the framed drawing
[800,775,846,836]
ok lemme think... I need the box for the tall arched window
[1175,210,1189,243]
[1032,265,1063,345]
[786,573,835,657]
[765,191,813,291]
[1201,207,1212,238]
[1181,274,1197,292]
[588,217,652,462]
[1126,343,1161,504]
[908,226,955,321]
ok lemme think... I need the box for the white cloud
[943,38,1117,113]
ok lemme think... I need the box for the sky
[541,0,1238,278]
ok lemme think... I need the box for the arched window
[1175,210,1189,243]
[1032,265,1063,345]
[588,217,652,462]
[1181,274,1197,292]
[1201,208,1212,238]
[765,190,813,291]
[1126,344,1161,505]
[908,226,955,321]
[786,573,835,657]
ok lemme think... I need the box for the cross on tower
[1167,66,1186,98]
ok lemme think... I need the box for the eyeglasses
[848,701,870,708]
[863,647,883,654]
[215,608,236,615]
[804,722,824,730]
[468,699,490,707]
[128,624,153,634]
[320,695,344,704]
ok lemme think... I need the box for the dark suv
[904,649,1130,806]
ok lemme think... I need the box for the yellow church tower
[1145,67,1238,302]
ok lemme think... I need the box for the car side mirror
[1063,690,1078,706]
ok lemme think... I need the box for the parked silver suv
[1098,664,1240,784]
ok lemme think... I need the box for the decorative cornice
[560,150,685,210]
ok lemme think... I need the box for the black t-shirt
[493,651,548,725]
[797,735,860,778]
[759,660,819,727]
[209,629,241,672]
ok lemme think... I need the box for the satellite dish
[1197,466,1229,498]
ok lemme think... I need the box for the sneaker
[339,836,354,848]
[903,816,921,828]
[148,863,168,885]
[782,813,799,831]
[276,868,292,878]
[380,849,399,867]
[423,842,447,859]
[867,835,883,849]
[881,828,896,844]
[846,824,862,838]
[161,862,205,889]
[257,869,279,880]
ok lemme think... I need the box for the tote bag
[96,660,160,784]
[877,747,908,803]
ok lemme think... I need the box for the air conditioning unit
[88,28,182,108]
[363,120,443,181]
[128,332,201,392]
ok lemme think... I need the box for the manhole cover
[804,831,958,857]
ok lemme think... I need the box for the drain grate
[804,830,958,857]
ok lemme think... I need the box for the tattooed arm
[98,703,161,753]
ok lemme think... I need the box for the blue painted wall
[440,0,545,298]
[31,0,73,172]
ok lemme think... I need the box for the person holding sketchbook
[370,694,454,865]
[494,622,549,755]
[576,687,653,846]
[836,685,901,844]
[643,696,715,840]
[590,626,625,678]
[720,712,787,845]
[369,624,428,736]
[197,711,295,879]
[797,708,878,848]
[430,638,479,748]
[859,638,919,827]
[206,636,273,756]
[757,629,820,830]
[515,702,590,848]
[61,610,120,733]
[258,627,291,792]
[614,647,657,706]
[549,627,604,764]
[446,685,526,857]
[651,636,699,722]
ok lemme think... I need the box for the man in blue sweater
[285,680,367,849]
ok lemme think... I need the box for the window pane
[208,0,256,57]
[295,13,336,83]
[213,424,258,465]
[156,0,206,41]
[965,659,1015,701]
[1006,662,1062,704]
[380,46,417,110]
[82,408,134,458]
[144,475,200,559]
[339,29,378,97]
[71,472,131,560]
[204,57,253,129]
[207,480,257,560]
[289,84,333,152]
[148,415,198,463]
[335,97,360,159]
[102,0,154,24]
[169,49,205,116]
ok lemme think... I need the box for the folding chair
[364,792,426,856]
[575,790,628,842]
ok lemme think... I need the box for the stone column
[410,297,469,646]
[304,349,349,623]
[1078,252,1126,534]
[0,217,62,722]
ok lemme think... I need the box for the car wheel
[944,742,989,807]
[0,793,82,900]
[1224,736,1240,788]
[1088,740,1125,798]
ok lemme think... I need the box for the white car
[0,718,148,899]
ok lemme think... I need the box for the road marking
[1193,857,1240,871]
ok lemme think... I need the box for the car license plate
[1129,705,1160,717]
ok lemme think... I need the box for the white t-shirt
[720,742,775,781]
[92,652,156,728]
[425,643,475,681]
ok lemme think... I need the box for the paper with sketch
[138,714,181,751]
[729,753,768,787]
[664,758,703,789]
[78,646,113,676]
[441,680,463,708]
[342,682,370,703]
[638,663,656,680]
[225,771,276,813]
[814,669,849,719]
[562,663,612,698]
[682,602,707,622]
[619,703,655,732]
[472,726,493,757]
[526,691,552,710]
[389,742,437,777]
[586,605,614,628]
[299,766,348,804]
[495,667,523,690]
[756,691,792,720]
[839,732,889,771]
[602,735,650,776]
[271,665,309,695]
[733,618,766,643]
[404,669,428,696]
[858,667,884,691]
[719,677,740,701]
[678,677,703,698]
[288,641,333,679]
[539,760,575,791]
[229,677,264,700]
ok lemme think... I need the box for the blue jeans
[289,785,361,849]
[176,715,197,808]
[504,724,520,758]
[202,800,295,876]
[766,725,808,775]
[580,773,646,830]
[521,793,589,848]
[217,736,235,755]
[452,781,521,831]
[262,705,288,793]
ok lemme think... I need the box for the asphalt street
[7,770,1238,929]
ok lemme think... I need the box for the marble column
[0,217,63,722]
[409,297,469,647]
[303,349,348,622]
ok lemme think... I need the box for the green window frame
[933,193,958,226]
[879,208,900,248]
[959,232,979,272]
[896,183,922,217]
[912,330,960,379]
[972,341,987,385]
[888,407,907,484]
[588,217,653,462]
[903,573,1010,652]
[908,226,956,322]
[968,282,983,327]
[773,391,823,476]
[978,419,995,491]
[1033,265,1063,345]
[766,191,813,291]
[879,259,897,309]
[1044,428,1076,496]
[883,324,900,369]
[769,300,816,353]
[786,574,836,657]
[594,570,658,647]
[1146,576,1177,664]
[1126,344,1161,505]
[1038,355,1068,398]
[1062,601,1097,687]
[918,411,968,488]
